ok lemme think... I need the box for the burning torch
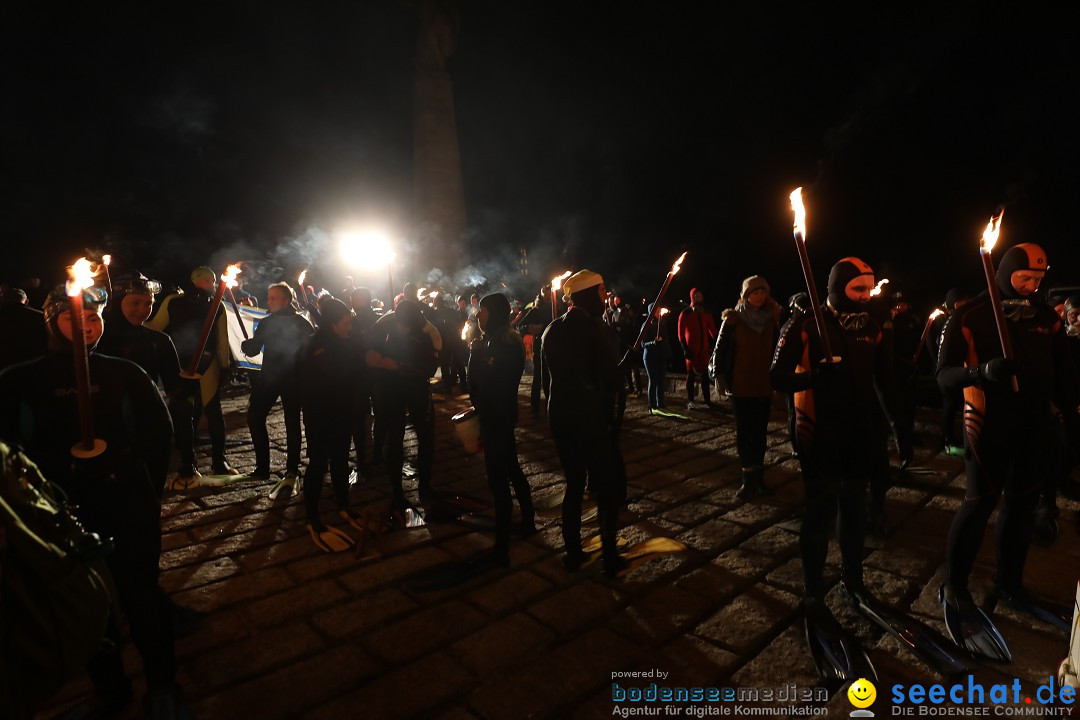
[655,308,670,341]
[551,271,571,322]
[630,251,687,353]
[790,188,836,363]
[67,258,107,458]
[226,267,250,340]
[912,308,945,364]
[978,210,1018,392]
[869,278,890,297]
[184,264,240,378]
[297,269,310,305]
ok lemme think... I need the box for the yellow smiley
[848,678,877,709]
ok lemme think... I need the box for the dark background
[3,6,1079,311]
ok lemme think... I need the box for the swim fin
[938,585,1011,662]
[992,586,1071,633]
[804,603,877,682]
[843,585,971,676]
[307,523,354,553]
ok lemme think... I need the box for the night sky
[4,8,1079,311]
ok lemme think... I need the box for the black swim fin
[804,603,877,682]
[992,586,1072,633]
[843,585,971,677]
[939,585,1011,662]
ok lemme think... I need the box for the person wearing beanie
[677,288,717,410]
[541,269,628,577]
[467,292,537,565]
[240,282,314,492]
[639,302,671,411]
[0,285,191,717]
[712,275,781,498]
[98,272,198,494]
[936,242,1079,658]
[770,256,911,680]
[148,266,237,479]
[366,298,442,518]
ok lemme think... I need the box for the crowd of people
[1,242,1078,716]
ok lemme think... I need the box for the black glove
[976,357,1020,383]
[240,338,260,357]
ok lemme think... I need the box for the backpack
[0,441,117,719]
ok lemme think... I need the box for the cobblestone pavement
[46,376,1079,719]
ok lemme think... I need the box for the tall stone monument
[412,0,467,274]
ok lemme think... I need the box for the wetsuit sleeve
[872,327,905,427]
[713,313,735,389]
[157,333,182,396]
[677,310,690,357]
[241,313,268,356]
[770,317,813,393]
[936,311,975,392]
[123,360,173,487]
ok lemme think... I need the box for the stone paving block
[184,620,325,694]
[192,644,377,719]
[606,584,713,644]
[729,625,821,697]
[160,557,240,594]
[451,612,555,675]
[658,501,720,527]
[467,570,555,615]
[246,577,348,627]
[659,634,741,686]
[310,587,418,639]
[337,545,455,593]
[527,581,624,636]
[469,628,643,720]
[172,566,295,612]
[364,600,489,664]
[738,525,800,558]
[174,606,252,661]
[719,500,793,529]
[694,583,800,655]
[307,651,475,720]
[675,517,746,554]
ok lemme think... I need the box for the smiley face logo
[848,678,876,709]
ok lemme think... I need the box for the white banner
[226,304,268,370]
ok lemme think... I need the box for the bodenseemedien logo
[848,678,876,717]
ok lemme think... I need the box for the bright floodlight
[340,229,396,268]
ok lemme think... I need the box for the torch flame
[66,258,95,297]
[659,308,670,316]
[980,210,1004,253]
[298,269,308,287]
[460,322,469,341]
[551,270,572,292]
[102,254,111,266]
[429,291,440,300]
[930,308,944,321]
[869,278,890,297]
[223,264,241,289]
[790,187,807,239]
[670,251,688,275]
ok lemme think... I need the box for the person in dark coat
[639,303,671,411]
[468,292,536,564]
[241,282,314,485]
[712,275,781,498]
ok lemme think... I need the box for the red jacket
[678,305,717,365]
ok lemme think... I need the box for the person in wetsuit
[468,292,536,564]
[542,269,627,576]
[770,258,907,634]
[241,282,313,484]
[0,285,188,718]
[936,243,1079,631]
[98,272,196,494]
[365,299,441,516]
[148,266,237,477]
[640,303,671,411]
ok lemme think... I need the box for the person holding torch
[770,256,910,679]
[936,241,1079,657]
[0,282,188,717]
